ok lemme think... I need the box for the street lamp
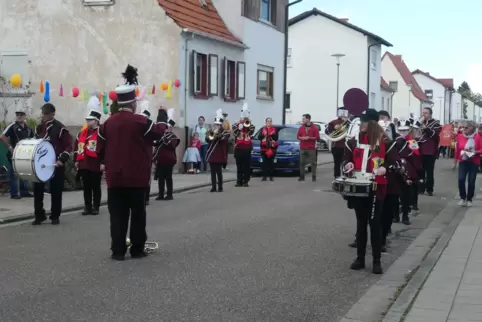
[331,53,345,113]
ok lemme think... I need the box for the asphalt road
[0,160,459,322]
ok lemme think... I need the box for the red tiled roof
[157,0,241,44]
[412,69,454,90]
[381,77,389,89]
[383,52,429,102]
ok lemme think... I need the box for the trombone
[207,127,220,140]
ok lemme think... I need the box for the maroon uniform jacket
[35,119,72,164]
[73,127,104,172]
[343,135,400,200]
[326,118,345,148]
[386,136,414,195]
[153,132,180,165]
[206,130,230,164]
[232,122,255,150]
[97,109,171,188]
[417,118,441,156]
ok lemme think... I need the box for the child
[183,132,201,173]
[206,109,230,192]
[154,129,180,200]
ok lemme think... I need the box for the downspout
[183,32,194,165]
[282,0,303,125]
[390,91,395,116]
[366,43,379,95]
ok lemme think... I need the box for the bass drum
[12,139,57,183]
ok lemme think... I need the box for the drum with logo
[12,139,57,183]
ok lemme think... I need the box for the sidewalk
[0,152,333,224]
[403,196,482,322]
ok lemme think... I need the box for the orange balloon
[135,88,140,96]
[161,82,168,91]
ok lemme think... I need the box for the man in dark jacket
[32,103,73,225]
[417,107,441,196]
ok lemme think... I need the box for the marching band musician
[326,107,349,178]
[153,127,180,200]
[32,103,73,225]
[417,107,441,196]
[139,101,154,205]
[342,109,400,274]
[408,118,423,212]
[232,102,255,187]
[74,96,104,216]
[97,65,175,261]
[206,109,230,192]
[258,117,278,181]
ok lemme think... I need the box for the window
[285,93,291,109]
[208,54,218,96]
[0,51,29,92]
[83,0,114,5]
[222,58,245,101]
[382,97,385,110]
[237,62,246,99]
[370,49,377,70]
[287,48,292,67]
[370,92,376,109]
[192,50,208,98]
[388,81,398,91]
[260,0,275,23]
[257,65,274,99]
[424,89,433,100]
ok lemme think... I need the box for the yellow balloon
[10,74,22,87]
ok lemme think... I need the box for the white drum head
[34,140,57,182]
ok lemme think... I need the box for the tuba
[327,120,351,142]
[126,238,159,253]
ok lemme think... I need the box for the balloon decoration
[160,82,168,91]
[151,85,156,95]
[135,88,140,97]
[102,92,108,115]
[10,74,22,87]
[59,84,64,97]
[84,89,89,101]
[166,80,173,99]
[43,81,50,103]
[40,81,44,93]
[72,87,80,98]
[174,79,181,88]
[108,90,117,101]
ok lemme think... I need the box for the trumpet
[207,127,220,141]
[126,238,159,253]
[243,117,251,127]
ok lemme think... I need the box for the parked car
[250,124,312,173]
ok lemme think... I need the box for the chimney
[339,18,349,22]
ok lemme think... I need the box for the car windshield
[254,127,299,141]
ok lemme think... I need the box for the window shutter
[270,0,277,25]
[191,50,197,95]
[234,62,237,99]
[237,62,246,100]
[222,57,228,98]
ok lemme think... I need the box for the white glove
[374,166,386,176]
[344,162,354,172]
[167,108,174,120]
[238,124,243,130]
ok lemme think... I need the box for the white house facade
[380,77,394,114]
[451,91,463,120]
[285,9,392,124]
[412,70,454,124]
[381,52,431,119]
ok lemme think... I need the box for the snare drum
[332,177,373,197]
[12,139,57,183]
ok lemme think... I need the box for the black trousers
[234,148,251,184]
[223,148,228,169]
[400,183,412,215]
[34,167,65,220]
[353,196,383,262]
[210,162,223,188]
[381,194,398,245]
[108,187,147,256]
[157,164,174,197]
[261,152,275,178]
[421,155,436,193]
[331,147,344,178]
[78,169,102,210]
[411,181,419,206]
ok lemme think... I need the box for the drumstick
[40,164,57,168]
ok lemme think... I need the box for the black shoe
[21,192,33,198]
[427,191,433,196]
[298,177,305,181]
[402,215,411,225]
[269,177,274,181]
[235,183,243,187]
[165,195,174,200]
[392,217,400,223]
[348,239,357,248]
[350,258,365,270]
[381,245,387,253]
[51,218,60,225]
[10,195,21,200]
[218,187,223,192]
[412,205,419,211]
[111,254,125,261]
[131,251,149,259]
[145,200,150,206]
[312,177,316,182]
[262,177,267,181]
[92,208,99,215]
[32,216,47,225]
[210,188,217,192]
[243,183,249,187]
[81,207,92,216]
[372,262,383,274]
[155,195,164,200]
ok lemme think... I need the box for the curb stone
[0,179,237,225]
[341,193,465,322]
